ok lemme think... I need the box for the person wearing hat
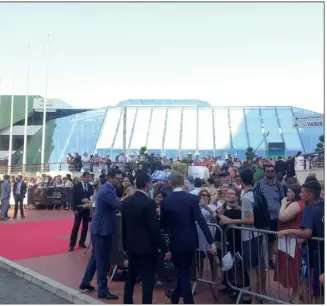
[279,180,324,303]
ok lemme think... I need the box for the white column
[8,59,16,174]
[41,36,50,170]
[23,46,31,172]
[123,107,127,156]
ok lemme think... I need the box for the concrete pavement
[0,266,69,304]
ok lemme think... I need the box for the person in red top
[274,184,305,303]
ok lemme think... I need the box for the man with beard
[79,168,122,299]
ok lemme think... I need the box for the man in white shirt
[82,153,91,172]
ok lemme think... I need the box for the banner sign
[268,142,285,158]
[293,119,323,128]
[188,166,210,179]
[28,187,65,207]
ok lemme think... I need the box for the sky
[0,2,324,113]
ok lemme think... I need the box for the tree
[245,147,255,161]
[139,146,147,156]
[315,135,325,153]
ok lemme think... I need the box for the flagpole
[0,67,2,107]
[8,58,16,174]
[41,35,49,171]
[23,46,31,172]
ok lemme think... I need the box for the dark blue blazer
[90,183,121,236]
[160,191,214,253]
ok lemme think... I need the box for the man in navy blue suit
[79,168,122,300]
[160,171,216,304]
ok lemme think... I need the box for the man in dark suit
[160,171,215,304]
[69,172,93,251]
[275,156,288,177]
[121,172,169,304]
[13,175,27,219]
[79,168,122,300]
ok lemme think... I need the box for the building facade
[0,98,323,166]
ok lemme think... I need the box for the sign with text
[268,142,285,158]
[293,119,323,128]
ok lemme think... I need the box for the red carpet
[0,218,79,260]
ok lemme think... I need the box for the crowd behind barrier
[0,149,324,175]
[0,151,324,304]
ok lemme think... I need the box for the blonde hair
[170,171,184,188]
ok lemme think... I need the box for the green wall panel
[0,95,41,130]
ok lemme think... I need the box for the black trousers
[171,251,194,304]
[124,253,157,304]
[14,196,24,217]
[69,209,90,247]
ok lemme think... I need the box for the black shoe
[79,284,95,291]
[165,288,174,299]
[269,260,276,269]
[21,216,25,219]
[68,246,74,252]
[13,216,17,219]
[79,243,87,248]
[98,292,119,300]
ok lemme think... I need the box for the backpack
[245,186,271,229]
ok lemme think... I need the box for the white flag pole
[0,67,2,108]
[41,35,49,171]
[23,46,31,172]
[8,58,16,174]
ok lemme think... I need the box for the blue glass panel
[96,108,122,149]
[165,108,182,150]
[198,109,214,150]
[245,108,265,150]
[130,108,151,149]
[147,108,166,150]
[213,109,230,150]
[276,108,302,151]
[229,108,248,149]
[49,108,106,163]
[260,108,283,143]
[181,108,197,150]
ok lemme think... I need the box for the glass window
[129,108,151,150]
[198,109,214,150]
[96,108,122,150]
[260,108,283,143]
[245,108,265,150]
[164,108,182,150]
[276,108,302,151]
[181,108,197,150]
[213,109,230,150]
[229,108,248,149]
[147,108,166,150]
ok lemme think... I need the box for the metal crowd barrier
[223,225,324,304]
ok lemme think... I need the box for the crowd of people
[0,151,324,304]
[65,150,320,176]
[61,152,324,304]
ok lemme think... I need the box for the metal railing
[223,225,324,304]
[0,161,135,174]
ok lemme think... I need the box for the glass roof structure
[11,99,324,165]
